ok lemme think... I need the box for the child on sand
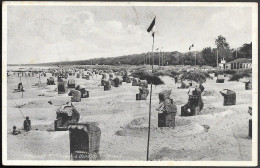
[12,126,21,135]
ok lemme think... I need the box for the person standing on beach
[23,116,31,132]
[174,76,178,84]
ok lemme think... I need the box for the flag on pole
[189,44,194,51]
[147,16,156,37]
[146,15,156,161]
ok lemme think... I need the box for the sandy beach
[6,70,252,161]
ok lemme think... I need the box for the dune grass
[181,70,212,83]
[131,70,164,85]
[229,69,252,81]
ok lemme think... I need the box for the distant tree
[215,35,232,62]
[179,55,185,65]
[231,48,239,60]
[230,42,252,60]
[239,42,252,58]
[201,47,216,66]
[160,52,177,65]
[195,53,206,66]
[215,35,230,49]
[183,52,195,65]
[170,56,178,65]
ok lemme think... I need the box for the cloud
[54,11,151,61]
[7,6,252,64]
[191,8,252,51]
[32,18,61,44]
[8,10,153,64]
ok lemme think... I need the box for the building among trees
[218,58,228,69]
[219,58,252,70]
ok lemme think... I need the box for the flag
[147,16,156,37]
[189,43,194,51]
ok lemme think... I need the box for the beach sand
[6,71,252,161]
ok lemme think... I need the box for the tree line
[32,35,252,67]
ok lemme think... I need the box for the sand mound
[16,100,54,108]
[115,117,148,136]
[199,106,225,115]
[202,90,215,96]
[22,101,40,108]
[37,94,54,97]
[32,123,55,132]
[175,117,192,126]
[32,83,47,88]
[169,99,184,105]
[15,103,26,108]
[127,117,147,128]
[150,147,175,160]
[45,86,58,93]
[115,117,205,138]
[150,147,204,161]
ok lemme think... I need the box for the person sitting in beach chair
[17,82,25,92]
[23,116,31,132]
[12,126,21,135]
[189,87,198,95]
[186,108,191,114]
[199,83,205,92]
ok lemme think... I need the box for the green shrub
[207,69,224,76]
[223,69,236,75]
[229,69,252,81]
[153,70,174,77]
[131,70,164,85]
[170,70,179,77]
[181,70,212,83]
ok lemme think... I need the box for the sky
[7,5,252,64]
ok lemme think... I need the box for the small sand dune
[115,117,206,138]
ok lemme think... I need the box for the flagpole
[20,76,23,98]
[146,16,156,161]
[147,32,154,161]
[152,36,154,69]
[149,53,151,66]
[162,50,163,66]
[195,52,196,66]
[217,49,219,67]
[159,49,160,66]
[146,51,150,65]
[195,42,196,66]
